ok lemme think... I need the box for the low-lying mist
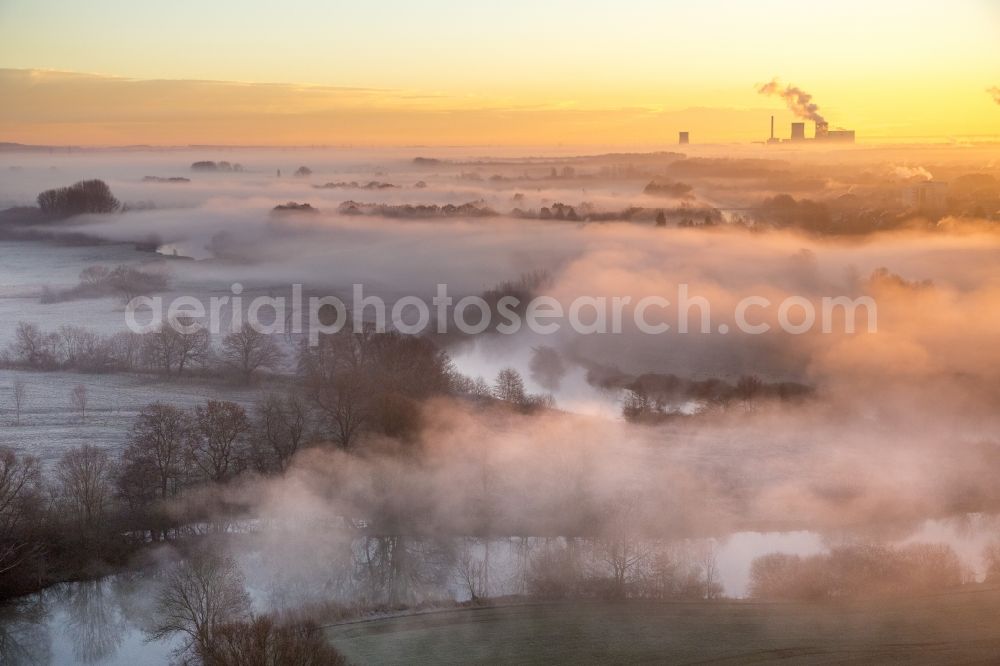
[2,144,1000,618]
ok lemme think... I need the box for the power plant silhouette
[767,115,855,144]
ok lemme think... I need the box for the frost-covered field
[0,241,150,342]
[0,368,263,466]
[0,239,272,465]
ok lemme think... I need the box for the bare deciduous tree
[56,444,113,541]
[0,448,42,578]
[189,401,251,483]
[10,380,26,426]
[78,265,111,289]
[107,264,168,305]
[107,331,144,371]
[594,492,651,598]
[150,553,252,659]
[201,616,347,666]
[297,324,452,448]
[120,403,191,504]
[142,317,211,376]
[11,321,59,369]
[221,324,283,383]
[254,393,309,472]
[493,367,526,404]
[453,538,489,601]
[70,384,88,423]
[697,539,722,600]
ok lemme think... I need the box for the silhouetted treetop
[36,180,120,218]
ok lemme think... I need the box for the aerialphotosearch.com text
[125,283,878,344]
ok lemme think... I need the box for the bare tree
[201,616,347,666]
[254,393,309,472]
[697,539,722,600]
[78,265,111,289]
[150,553,252,659]
[471,376,493,400]
[297,325,452,448]
[297,331,370,450]
[120,403,191,503]
[107,331,144,370]
[594,491,650,598]
[189,401,251,483]
[142,318,211,376]
[221,324,284,382]
[0,448,42,579]
[10,381,26,426]
[493,367,526,404]
[56,444,114,541]
[70,384,88,423]
[107,265,169,305]
[58,326,114,372]
[11,321,59,369]
[453,538,489,601]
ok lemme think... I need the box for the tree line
[4,319,282,380]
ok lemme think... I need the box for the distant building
[767,115,780,144]
[771,120,855,144]
[679,131,690,145]
[824,130,855,142]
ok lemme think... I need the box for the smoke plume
[989,86,1000,106]
[758,79,826,123]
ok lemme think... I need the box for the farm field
[0,368,266,466]
[325,590,1000,665]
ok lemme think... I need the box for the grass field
[0,368,264,466]
[325,588,1000,664]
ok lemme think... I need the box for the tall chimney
[770,115,774,140]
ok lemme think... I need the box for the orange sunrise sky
[1,0,998,145]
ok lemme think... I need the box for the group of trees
[525,537,722,602]
[0,390,307,597]
[190,161,244,173]
[0,442,129,597]
[119,396,310,518]
[42,264,169,304]
[0,322,572,605]
[297,325,454,448]
[748,543,969,601]
[36,180,120,218]
[337,200,497,218]
[643,179,693,198]
[314,180,396,190]
[151,551,347,664]
[621,373,812,422]
[5,320,284,381]
[271,202,319,214]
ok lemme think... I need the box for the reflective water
[0,577,179,665]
